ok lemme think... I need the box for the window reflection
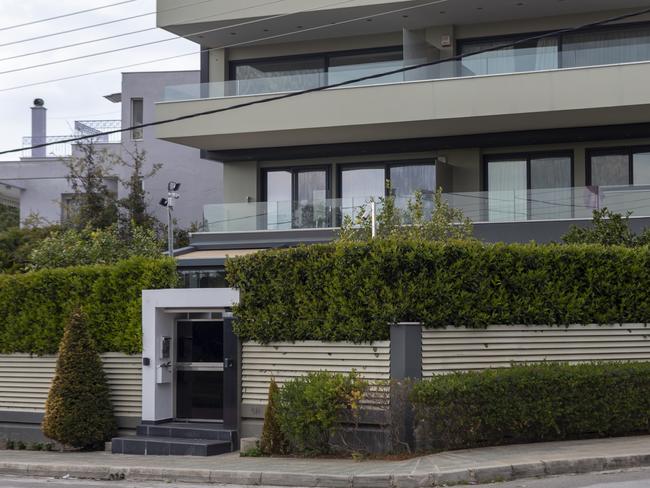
[179,268,227,288]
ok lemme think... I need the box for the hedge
[226,240,650,343]
[0,257,178,355]
[410,362,650,451]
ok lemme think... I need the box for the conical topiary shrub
[259,378,288,455]
[42,307,117,450]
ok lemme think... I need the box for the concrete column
[403,29,439,82]
[390,323,422,451]
[31,101,47,158]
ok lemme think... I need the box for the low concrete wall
[0,353,142,442]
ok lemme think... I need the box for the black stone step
[111,436,232,456]
[136,422,237,443]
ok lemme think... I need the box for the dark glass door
[175,320,224,421]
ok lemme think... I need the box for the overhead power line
[0,0,137,32]
[0,0,286,49]
[0,0,446,92]
[0,0,359,75]
[4,6,650,157]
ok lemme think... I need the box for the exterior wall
[120,71,223,227]
[240,341,390,438]
[0,353,142,430]
[422,324,650,376]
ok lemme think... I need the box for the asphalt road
[2,469,650,487]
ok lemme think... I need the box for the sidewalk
[2,435,650,487]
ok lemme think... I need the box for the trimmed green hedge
[0,257,178,354]
[227,241,650,343]
[410,362,650,451]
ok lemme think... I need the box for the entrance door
[175,320,224,421]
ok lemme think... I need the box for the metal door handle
[224,358,234,369]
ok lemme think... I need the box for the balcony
[198,185,650,234]
[22,120,121,158]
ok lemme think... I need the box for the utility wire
[0,0,137,32]
[5,6,650,156]
[0,0,359,75]
[0,0,446,92]
[0,0,286,48]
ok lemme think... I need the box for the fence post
[390,322,422,451]
[223,311,240,432]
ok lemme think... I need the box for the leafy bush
[29,224,163,270]
[0,257,177,354]
[276,371,366,455]
[227,240,650,343]
[0,226,58,273]
[0,204,19,232]
[411,362,650,451]
[563,208,650,246]
[42,308,117,450]
[259,378,288,455]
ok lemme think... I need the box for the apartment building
[154,0,650,249]
[0,71,223,228]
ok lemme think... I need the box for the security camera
[33,98,45,107]
[168,182,181,192]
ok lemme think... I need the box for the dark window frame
[261,165,332,203]
[336,160,437,199]
[130,98,144,141]
[482,150,575,192]
[229,45,404,82]
[457,21,650,70]
[586,145,650,186]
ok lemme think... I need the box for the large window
[262,167,329,229]
[588,147,650,186]
[460,23,650,77]
[486,152,573,221]
[231,47,403,96]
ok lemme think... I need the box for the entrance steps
[111,422,237,456]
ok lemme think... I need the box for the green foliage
[63,144,118,230]
[227,241,650,343]
[42,308,117,450]
[563,208,650,246]
[276,371,366,455]
[0,257,177,354]
[411,362,650,451]
[339,188,473,242]
[29,224,163,270]
[0,204,19,232]
[0,226,58,273]
[259,378,288,455]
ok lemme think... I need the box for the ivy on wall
[227,241,650,343]
[0,257,178,355]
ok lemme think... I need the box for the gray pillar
[390,323,422,451]
[403,29,439,82]
[31,101,47,158]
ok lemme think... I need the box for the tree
[0,225,58,273]
[42,308,116,450]
[63,143,118,230]
[114,146,162,229]
[0,204,19,232]
[259,379,288,455]
[339,186,473,242]
[563,208,650,246]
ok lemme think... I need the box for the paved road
[3,469,650,488]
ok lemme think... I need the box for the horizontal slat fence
[242,341,390,405]
[0,353,141,418]
[422,324,650,376]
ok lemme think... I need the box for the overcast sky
[0,0,199,160]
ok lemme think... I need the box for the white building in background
[0,71,223,229]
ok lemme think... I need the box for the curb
[2,453,650,487]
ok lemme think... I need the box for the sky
[0,0,199,160]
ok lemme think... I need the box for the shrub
[276,371,366,455]
[0,226,58,273]
[42,308,117,450]
[0,257,177,354]
[411,362,650,452]
[227,241,650,343]
[259,378,288,455]
[563,208,650,246]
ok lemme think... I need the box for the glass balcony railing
[199,185,650,233]
[162,54,650,102]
